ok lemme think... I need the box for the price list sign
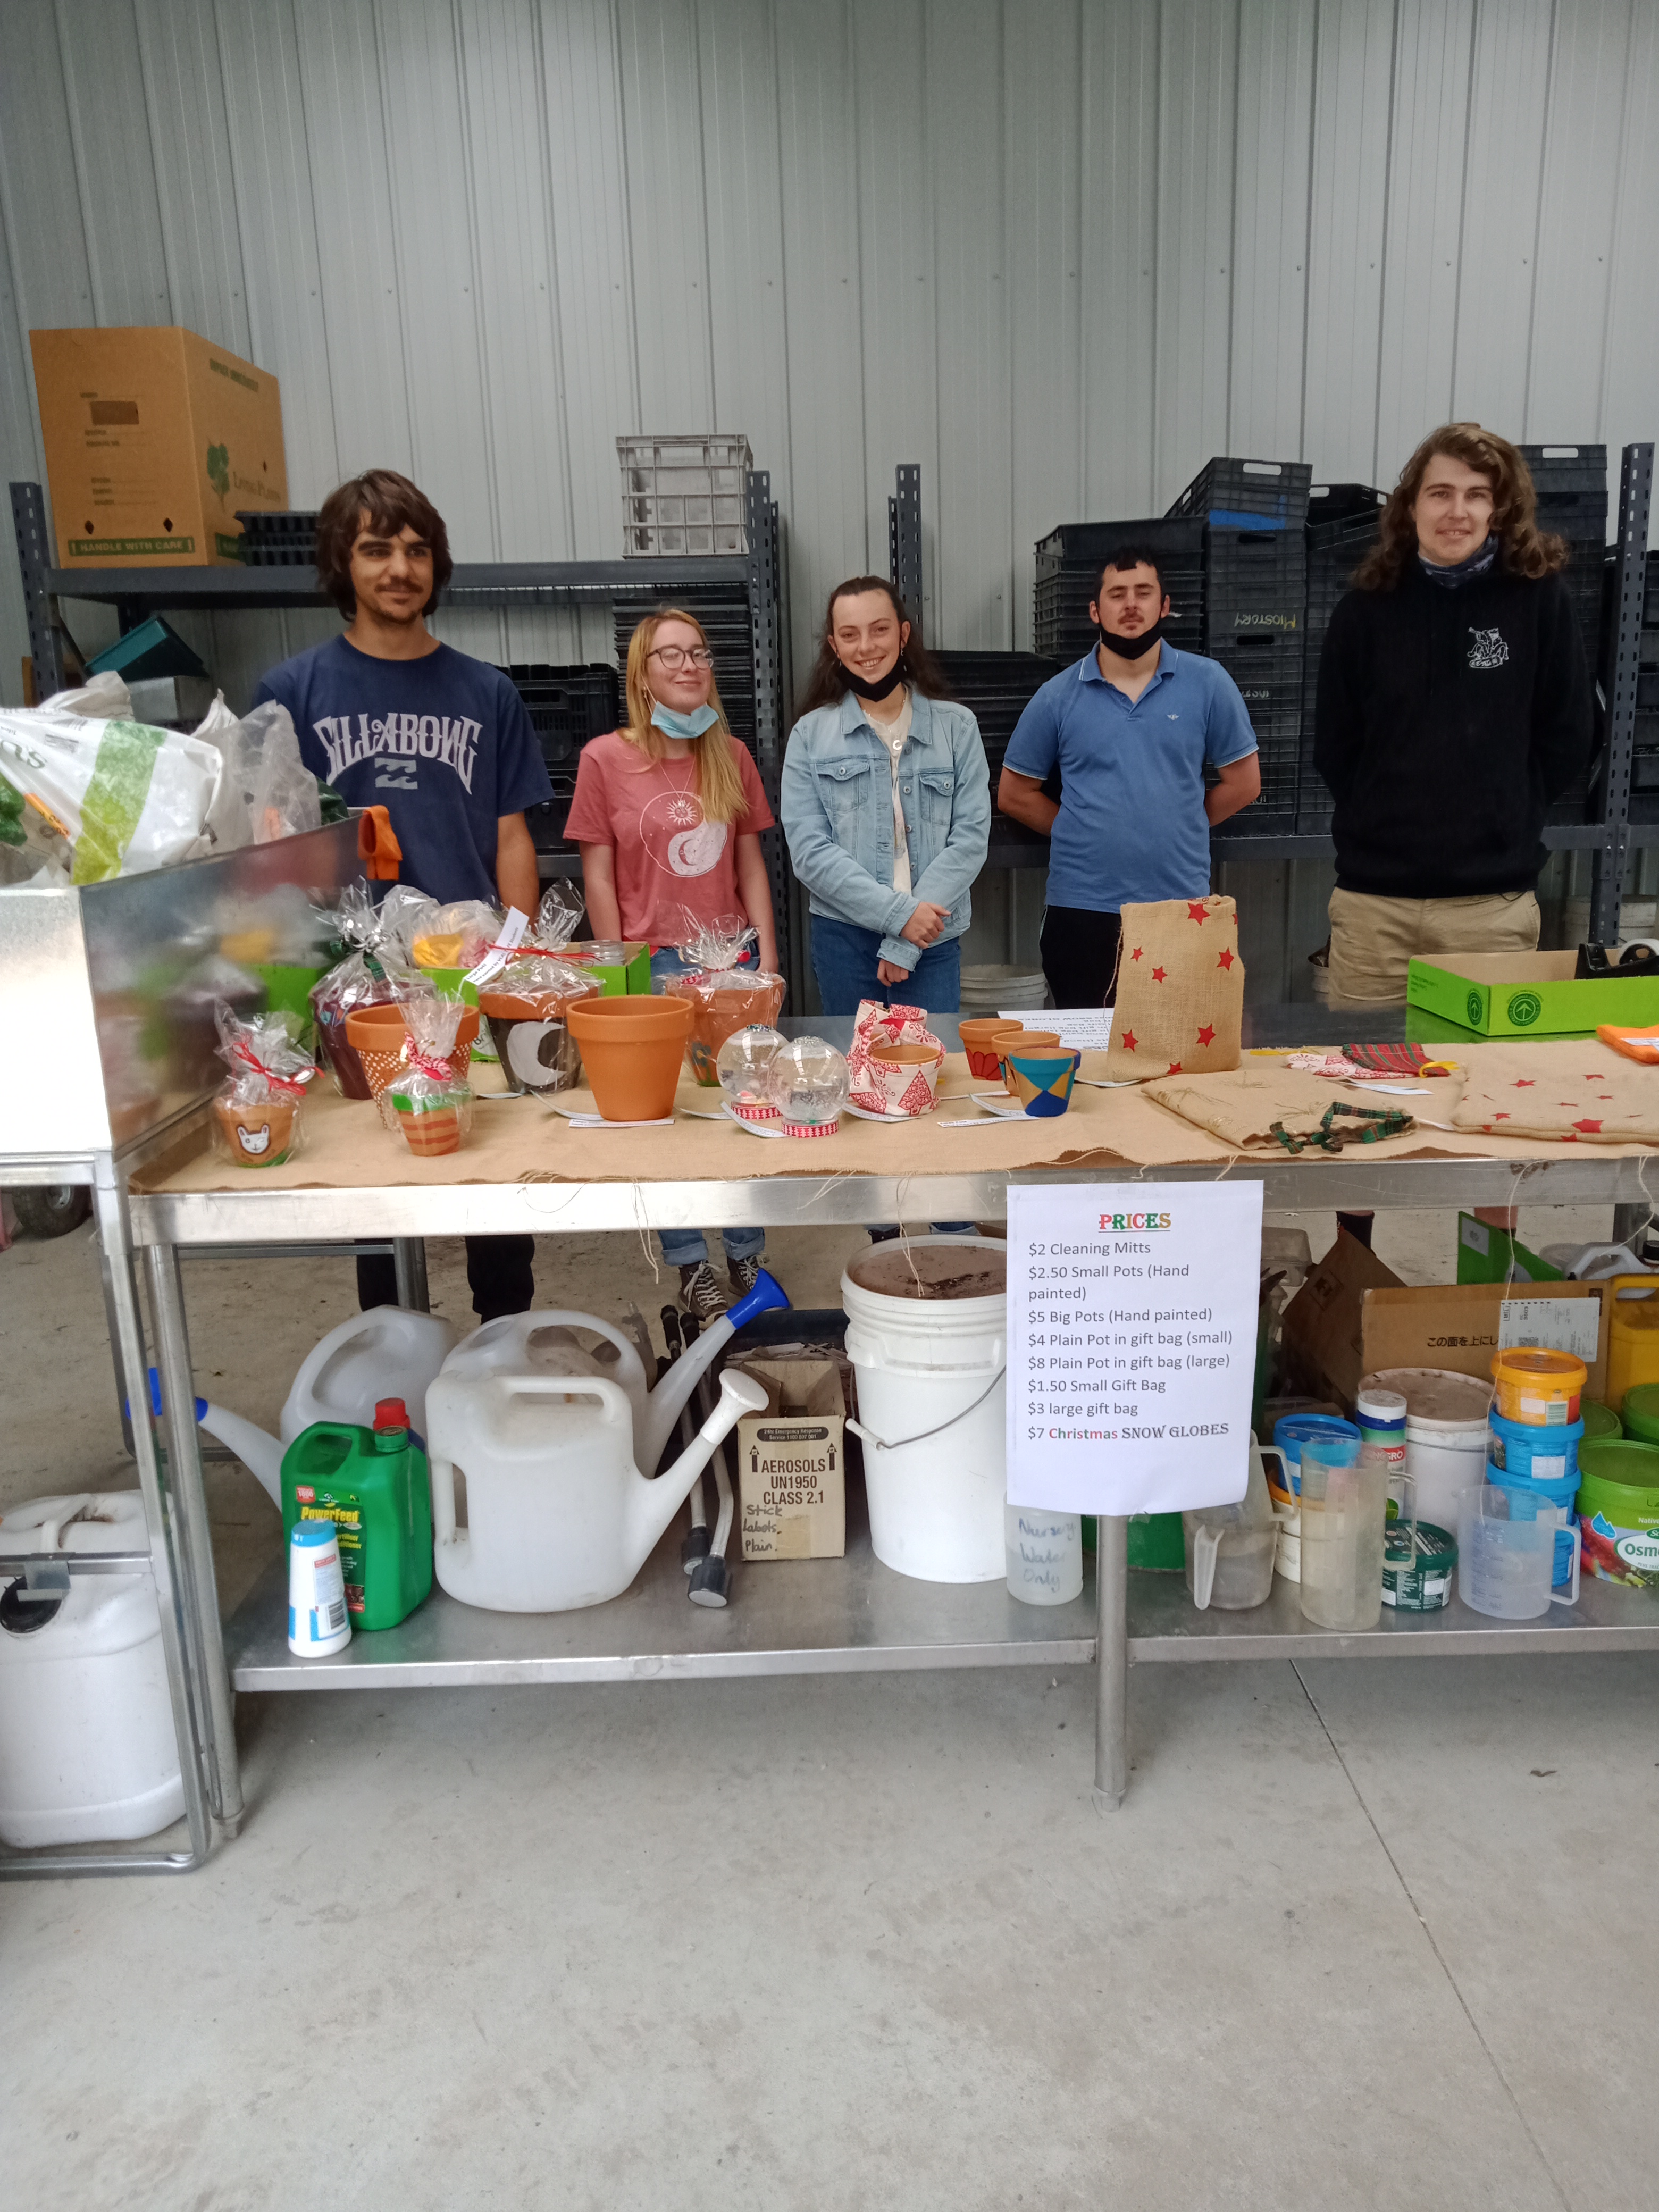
[1006,1180,1263,1516]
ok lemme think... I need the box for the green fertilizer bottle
[280,1400,433,1630]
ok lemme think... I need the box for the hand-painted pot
[566,993,693,1121]
[1006,1049,1081,1117]
[343,1002,480,1099]
[1000,1032,1061,1094]
[958,1018,1025,1082]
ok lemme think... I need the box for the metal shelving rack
[888,448,1656,919]
[11,473,794,969]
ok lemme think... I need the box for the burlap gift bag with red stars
[1103,894,1245,1080]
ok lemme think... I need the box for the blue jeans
[807,917,973,1236]
[650,946,765,1272]
[808,915,961,1017]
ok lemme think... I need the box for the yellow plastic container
[1489,1347,1586,1428]
[1602,1275,1659,1415]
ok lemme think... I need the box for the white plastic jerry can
[0,1494,185,1849]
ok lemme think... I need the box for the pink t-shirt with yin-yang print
[564,730,775,946]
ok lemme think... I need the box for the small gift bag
[384,998,475,1157]
[211,1007,316,1167]
[1102,894,1245,1080]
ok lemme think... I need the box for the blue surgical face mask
[651,702,720,741]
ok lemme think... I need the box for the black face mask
[1096,616,1166,660]
[839,657,908,701]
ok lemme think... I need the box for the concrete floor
[3,1207,1655,2210]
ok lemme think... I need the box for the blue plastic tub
[1272,1413,1361,1499]
[1488,1409,1583,1485]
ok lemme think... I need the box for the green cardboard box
[1407,951,1659,1038]
[565,940,652,996]
[1455,1212,1564,1286]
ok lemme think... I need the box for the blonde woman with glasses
[566,606,781,1316]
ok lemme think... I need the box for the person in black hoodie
[1313,423,1590,1003]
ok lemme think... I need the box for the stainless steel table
[123,1012,1659,1833]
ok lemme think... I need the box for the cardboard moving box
[735,1358,847,1561]
[30,326,287,568]
[1281,1228,1618,1406]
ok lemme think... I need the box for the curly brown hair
[795,575,955,717]
[314,469,454,617]
[1354,423,1567,591]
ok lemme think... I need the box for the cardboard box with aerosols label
[1281,1227,1615,1409]
[30,326,287,568]
[735,1359,846,1560]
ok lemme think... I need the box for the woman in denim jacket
[779,576,991,1017]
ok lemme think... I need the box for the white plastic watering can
[193,1306,458,1505]
[426,1363,768,1611]
[435,1268,789,1476]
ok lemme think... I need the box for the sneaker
[727,1253,761,1298]
[867,1226,901,1244]
[678,1262,728,1320]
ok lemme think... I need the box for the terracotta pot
[1005,1049,1081,1118]
[344,1001,479,1099]
[213,1095,297,1167]
[389,1096,465,1156]
[477,986,586,1097]
[685,973,786,1084]
[566,993,693,1121]
[1000,1029,1060,1093]
[958,1018,1025,1083]
[863,1038,945,1116]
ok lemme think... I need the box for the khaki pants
[1327,887,1540,1006]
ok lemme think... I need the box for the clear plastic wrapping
[210,1005,316,1168]
[673,909,786,1084]
[384,996,475,1157]
[311,879,400,1099]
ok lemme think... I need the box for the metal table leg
[0,1168,211,1878]
[1093,1515,1129,1812]
[393,1236,430,1311]
[146,1242,245,1836]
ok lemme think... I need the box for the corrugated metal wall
[2,0,1655,784]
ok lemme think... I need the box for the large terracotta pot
[343,1001,479,1099]
[566,994,693,1121]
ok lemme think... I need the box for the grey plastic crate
[617,433,752,557]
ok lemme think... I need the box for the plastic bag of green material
[0,691,222,883]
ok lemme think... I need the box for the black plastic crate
[525,772,581,854]
[1035,517,1204,567]
[499,662,619,773]
[1168,457,1312,529]
[234,509,319,567]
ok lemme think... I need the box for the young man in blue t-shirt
[998,543,1261,1008]
[255,469,551,1320]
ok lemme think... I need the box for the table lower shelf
[225,1522,1659,1691]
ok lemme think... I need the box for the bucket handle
[845,1365,1006,1453]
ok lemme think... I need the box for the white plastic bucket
[1363,1367,1492,1530]
[842,1237,1007,1582]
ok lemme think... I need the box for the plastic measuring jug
[1184,1438,1278,1610]
[1459,1483,1581,1618]
[1297,1435,1389,1632]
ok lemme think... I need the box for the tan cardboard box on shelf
[1283,1228,1613,1407]
[30,326,287,569]
[735,1358,847,1561]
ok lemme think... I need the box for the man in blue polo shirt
[997,541,1261,1007]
